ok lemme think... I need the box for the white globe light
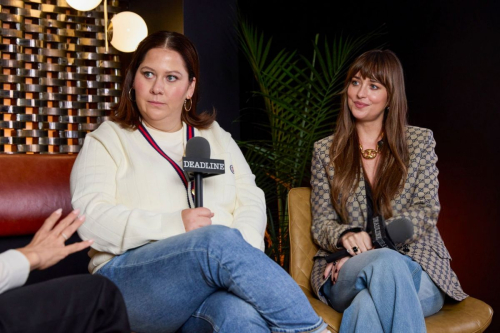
[66,0,102,11]
[110,12,148,53]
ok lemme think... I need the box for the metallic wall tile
[1,0,125,154]
[58,86,87,95]
[0,75,24,83]
[17,129,48,137]
[17,144,48,153]
[18,84,47,92]
[0,136,24,144]
[0,90,24,98]
[77,109,106,117]
[59,130,87,138]
[77,95,106,102]
[16,54,46,62]
[0,28,23,38]
[0,59,23,68]
[59,145,81,153]
[39,107,65,116]
[0,44,22,53]
[1,106,25,113]
[0,121,25,129]
[38,122,68,130]
[16,114,46,122]
[37,63,66,72]
[0,13,22,23]
[39,137,66,145]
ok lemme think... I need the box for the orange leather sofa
[0,154,86,282]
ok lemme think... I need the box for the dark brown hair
[111,31,215,129]
[329,49,409,222]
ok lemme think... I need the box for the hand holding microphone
[181,137,225,231]
[324,217,414,264]
[324,217,414,283]
[181,208,214,232]
[341,230,373,255]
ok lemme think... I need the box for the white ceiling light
[109,12,148,53]
[66,0,102,11]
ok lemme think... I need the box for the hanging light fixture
[66,0,102,11]
[66,1,148,53]
[108,12,148,53]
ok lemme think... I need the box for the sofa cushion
[0,154,77,236]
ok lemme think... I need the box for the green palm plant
[238,19,382,268]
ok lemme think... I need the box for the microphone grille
[386,217,413,244]
[185,137,211,159]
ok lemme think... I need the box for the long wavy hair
[329,50,409,222]
[111,31,215,130]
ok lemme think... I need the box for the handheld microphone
[324,217,413,263]
[182,137,225,207]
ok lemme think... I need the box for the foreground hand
[324,256,350,285]
[17,209,92,271]
[182,208,214,232]
[340,231,373,256]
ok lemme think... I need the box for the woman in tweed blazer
[310,50,466,332]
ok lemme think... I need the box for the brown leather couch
[288,187,493,333]
[0,154,87,282]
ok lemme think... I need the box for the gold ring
[61,233,68,241]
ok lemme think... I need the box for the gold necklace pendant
[360,146,378,159]
[359,132,384,159]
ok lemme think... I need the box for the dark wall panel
[184,0,240,138]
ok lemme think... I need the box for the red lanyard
[137,123,196,208]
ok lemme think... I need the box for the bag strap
[137,123,195,208]
[364,177,397,250]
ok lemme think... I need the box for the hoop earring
[128,88,135,102]
[184,98,193,112]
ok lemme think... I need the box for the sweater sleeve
[0,250,30,294]
[71,134,186,255]
[227,138,267,251]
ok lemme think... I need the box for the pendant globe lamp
[66,0,102,11]
[109,11,148,52]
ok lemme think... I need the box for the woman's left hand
[340,231,373,256]
[324,256,350,285]
[17,209,92,271]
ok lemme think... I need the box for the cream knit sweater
[71,121,266,273]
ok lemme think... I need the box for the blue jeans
[98,225,326,333]
[322,248,445,333]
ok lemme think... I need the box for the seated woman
[71,31,328,333]
[309,50,467,332]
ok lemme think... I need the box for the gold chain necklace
[359,133,384,159]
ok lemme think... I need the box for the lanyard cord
[137,123,195,208]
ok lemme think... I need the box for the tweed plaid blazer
[310,126,467,302]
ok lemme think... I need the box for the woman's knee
[358,248,410,270]
[194,225,246,248]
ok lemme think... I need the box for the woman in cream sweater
[71,31,328,333]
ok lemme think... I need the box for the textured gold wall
[0,0,126,153]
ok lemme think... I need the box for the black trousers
[0,274,130,333]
